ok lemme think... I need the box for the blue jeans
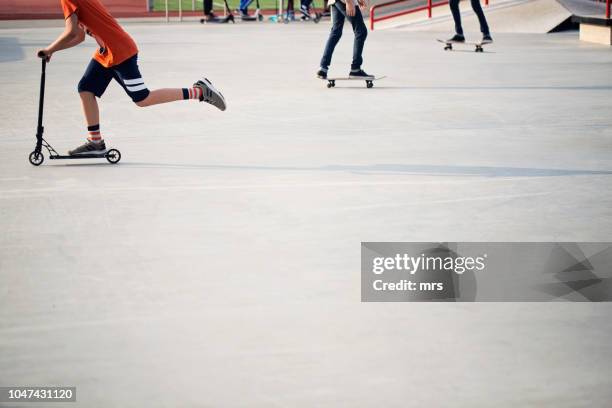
[449,0,490,35]
[320,2,367,71]
[239,0,253,12]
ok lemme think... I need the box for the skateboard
[322,76,386,89]
[200,15,235,23]
[437,39,490,53]
[285,11,321,23]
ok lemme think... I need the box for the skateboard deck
[437,39,491,52]
[322,76,386,88]
[200,15,235,23]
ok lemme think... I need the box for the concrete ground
[1,21,612,407]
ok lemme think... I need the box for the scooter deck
[50,153,108,159]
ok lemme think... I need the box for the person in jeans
[448,0,493,43]
[202,0,218,21]
[316,0,372,79]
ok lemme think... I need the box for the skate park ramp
[375,0,575,33]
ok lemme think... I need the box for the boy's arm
[37,14,85,62]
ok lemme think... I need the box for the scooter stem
[36,57,46,139]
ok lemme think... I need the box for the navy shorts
[77,54,150,103]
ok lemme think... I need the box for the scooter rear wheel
[106,149,121,164]
[29,151,44,166]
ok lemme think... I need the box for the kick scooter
[28,53,121,166]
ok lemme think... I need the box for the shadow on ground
[48,162,612,177]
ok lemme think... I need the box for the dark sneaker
[482,34,493,43]
[69,140,106,156]
[448,34,465,42]
[193,78,226,111]
[203,13,219,22]
[349,69,374,79]
[316,69,327,79]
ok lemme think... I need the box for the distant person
[202,0,219,21]
[317,0,372,80]
[237,0,252,17]
[37,0,226,156]
[286,0,296,21]
[299,0,317,20]
[448,0,492,43]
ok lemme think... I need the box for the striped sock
[182,87,203,100]
[87,124,102,142]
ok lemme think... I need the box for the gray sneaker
[68,140,107,156]
[194,78,226,111]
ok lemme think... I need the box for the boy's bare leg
[79,91,99,127]
[135,89,183,107]
[70,91,105,155]
[136,79,227,111]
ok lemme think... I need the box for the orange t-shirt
[60,0,138,67]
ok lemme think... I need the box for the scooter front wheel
[29,151,44,166]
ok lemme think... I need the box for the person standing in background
[316,0,372,79]
[447,0,493,43]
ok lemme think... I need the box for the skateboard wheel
[106,149,121,164]
[327,83,332,88]
[29,151,44,166]
[444,45,452,51]
[366,81,373,89]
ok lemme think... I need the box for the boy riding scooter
[38,0,226,156]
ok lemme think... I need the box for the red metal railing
[370,0,448,30]
[607,0,610,19]
[369,0,489,30]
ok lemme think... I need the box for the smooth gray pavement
[1,22,612,407]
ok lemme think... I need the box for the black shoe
[448,34,465,42]
[203,13,219,22]
[193,78,227,111]
[316,69,327,79]
[349,69,373,79]
[68,140,106,156]
[482,34,493,43]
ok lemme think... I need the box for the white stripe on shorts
[123,77,144,86]
[126,84,148,92]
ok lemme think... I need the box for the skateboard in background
[322,76,386,89]
[437,39,491,52]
